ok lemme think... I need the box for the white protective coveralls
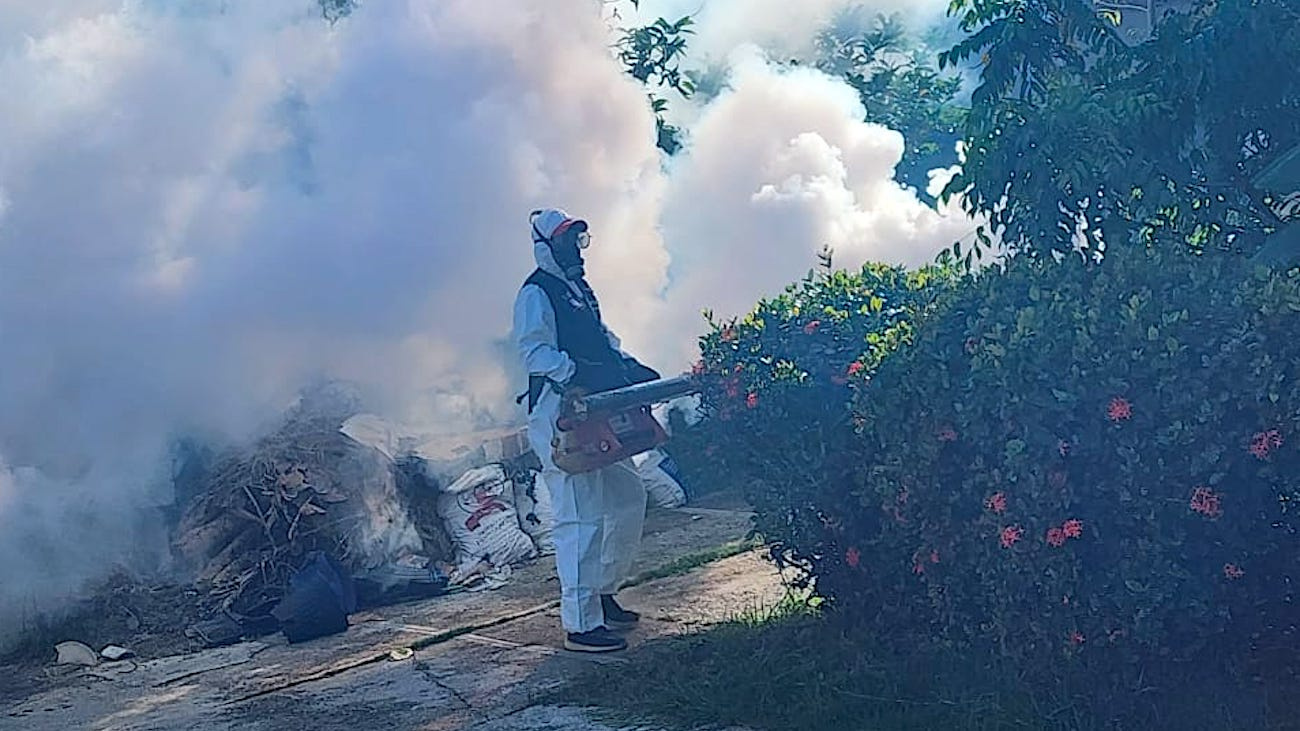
[513,212,649,634]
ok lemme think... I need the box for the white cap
[531,208,586,240]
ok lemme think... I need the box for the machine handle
[562,374,701,421]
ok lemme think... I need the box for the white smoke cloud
[0,0,975,641]
[648,48,974,364]
[0,0,668,640]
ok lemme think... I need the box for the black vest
[523,269,630,393]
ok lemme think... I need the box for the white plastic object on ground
[100,645,134,661]
[54,641,99,667]
[632,448,687,509]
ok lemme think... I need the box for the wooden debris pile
[172,407,451,619]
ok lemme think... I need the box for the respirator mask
[531,210,591,280]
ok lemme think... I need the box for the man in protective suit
[513,208,660,652]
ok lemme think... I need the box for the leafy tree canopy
[938,0,1300,267]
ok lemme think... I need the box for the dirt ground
[0,498,780,731]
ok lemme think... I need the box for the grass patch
[557,599,1287,731]
[624,537,761,587]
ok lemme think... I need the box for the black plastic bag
[271,551,357,644]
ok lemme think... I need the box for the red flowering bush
[820,246,1300,702]
[680,245,1299,719]
[668,263,957,535]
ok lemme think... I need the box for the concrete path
[1,503,781,731]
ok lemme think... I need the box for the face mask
[549,224,590,280]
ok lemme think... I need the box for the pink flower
[746,392,759,409]
[1223,563,1245,580]
[803,320,821,335]
[1069,630,1086,646]
[912,561,925,575]
[1249,429,1284,460]
[937,426,958,442]
[847,361,865,377]
[929,550,940,564]
[1107,397,1132,422]
[1046,527,1067,547]
[985,492,1008,515]
[721,326,737,342]
[691,360,706,376]
[1062,519,1083,539]
[845,547,861,568]
[1000,525,1024,549]
[1190,487,1223,519]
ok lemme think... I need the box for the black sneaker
[564,627,628,653]
[601,594,641,629]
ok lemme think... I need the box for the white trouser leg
[527,391,606,633]
[596,460,647,595]
[539,467,606,633]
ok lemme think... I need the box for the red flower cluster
[1223,563,1245,580]
[746,392,759,409]
[847,361,865,377]
[1069,630,1086,646]
[1045,519,1083,547]
[1248,429,1284,460]
[985,492,1008,514]
[803,320,821,335]
[937,426,958,442]
[1062,519,1083,539]
[1190,486,1223,519]
[1107,397,1133,422]
[1000,525,1024,548]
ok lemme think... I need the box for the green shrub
[839,245,1298,667]
[673,263,957,553]
[686,246,1300,721]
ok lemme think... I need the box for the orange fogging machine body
[551,374,700,475]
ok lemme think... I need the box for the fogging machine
[552,374,700,475]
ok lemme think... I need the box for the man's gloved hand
[558,382,589,420]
